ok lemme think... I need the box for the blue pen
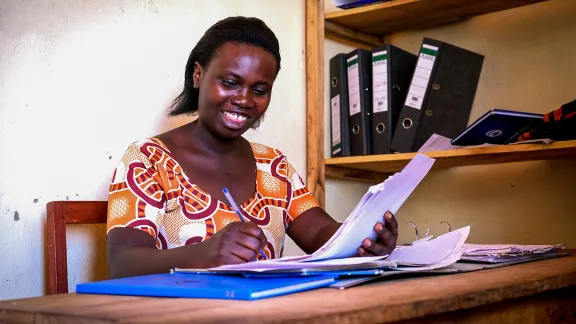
[222,188,268,260]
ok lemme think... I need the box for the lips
[220,110,250,130]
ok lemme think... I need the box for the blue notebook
[451,109,543,146]
[76,272,336,300]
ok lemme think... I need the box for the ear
[192,62,204,89]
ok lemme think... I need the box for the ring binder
[407,220,453,241]
[441,221,452,232]
[402,118,412,129]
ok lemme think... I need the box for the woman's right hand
[198,222,268,267]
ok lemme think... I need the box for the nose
[229,89,254,109]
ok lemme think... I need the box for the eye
[253,88,269,96]
[220,79,237,88]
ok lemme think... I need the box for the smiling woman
[104,16,399,279]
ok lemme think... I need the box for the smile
[223,111,248,122]
[220,111,250,130]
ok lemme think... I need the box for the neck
[188,119,242,156]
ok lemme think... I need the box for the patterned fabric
[517,98,576,142]
[106,138,319,259]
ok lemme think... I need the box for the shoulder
[249,141,288,162]
[249,141,307,185]
[119,137,171,168]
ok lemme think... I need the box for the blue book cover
[76,272,336,300]
[451,109,543,146]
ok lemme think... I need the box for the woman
[106,16,398,278]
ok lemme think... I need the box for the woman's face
[193,42,277,139]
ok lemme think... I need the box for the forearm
[109,245,206,279]
[107,228,212,279]
[310,221,342,253]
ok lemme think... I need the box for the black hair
[167,16,281,117]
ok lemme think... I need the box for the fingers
[384,211,398,237]
[235,233,265,254]
[360,237,390,256]
[238,222,265,240]
[359,211,399,256]
[237,223,268,249]
[230,243,260,262]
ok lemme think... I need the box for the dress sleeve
[282,156,321,224]
[106,141,167,248]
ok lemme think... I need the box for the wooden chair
[46,201,108,295]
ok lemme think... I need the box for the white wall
[0,0,306,300]
[324,0,576,246]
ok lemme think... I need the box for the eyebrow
[223,70,273,87]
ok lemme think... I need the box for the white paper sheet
[300,153,435,261]
[389,226,470,266]
[389,226,470,271]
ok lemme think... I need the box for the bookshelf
[324,0,549,48]
[304,0,572,208]
[325,140,576,183]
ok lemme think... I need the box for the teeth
[224,111,247,122]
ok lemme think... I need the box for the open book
[177,153,436,274]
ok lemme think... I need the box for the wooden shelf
[325,140,576,182]
[325,0,549,48]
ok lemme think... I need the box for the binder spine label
[331,95,341,154]
[372,51,388,113]
[405,44,439,110]
[347,55,361,116]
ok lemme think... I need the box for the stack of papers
[289,153,435,262]
[461,243,565,263]
[178,256,397,277]
[388,226,470,271]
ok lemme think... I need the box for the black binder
[346,49,372,156]
[329,54,351,157]
[371,44,417,155]
[390,38,484,153]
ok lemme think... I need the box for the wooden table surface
[2,253,576,324]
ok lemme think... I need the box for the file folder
[76,272,336,300]
[371,44,417,155]
[329,53,351,157]
[451,109,543,146]
[390,38,484,153]
[346,48,373,156]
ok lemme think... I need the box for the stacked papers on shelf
[460,243,565,263]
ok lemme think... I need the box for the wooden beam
[325,165,389,183]
[305,0,325,208]
[324,21,383,49]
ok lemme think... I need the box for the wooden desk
[2,253,576,324]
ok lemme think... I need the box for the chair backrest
[46,201,108,295]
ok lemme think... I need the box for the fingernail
[364,239,371,247]
[358,247,365,255]
[385,212,392,219]
[375,223,383,232]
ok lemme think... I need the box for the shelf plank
[325,0,548,38]
[325,140,576,177]
[325,21,383,49]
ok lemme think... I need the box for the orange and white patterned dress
[106,138,319,259]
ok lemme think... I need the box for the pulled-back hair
[167,16,281,116]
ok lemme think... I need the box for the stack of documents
[460,243,565,263]
[287,153,436,262]
[388,226,470,271]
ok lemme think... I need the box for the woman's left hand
[358,211,398,256]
